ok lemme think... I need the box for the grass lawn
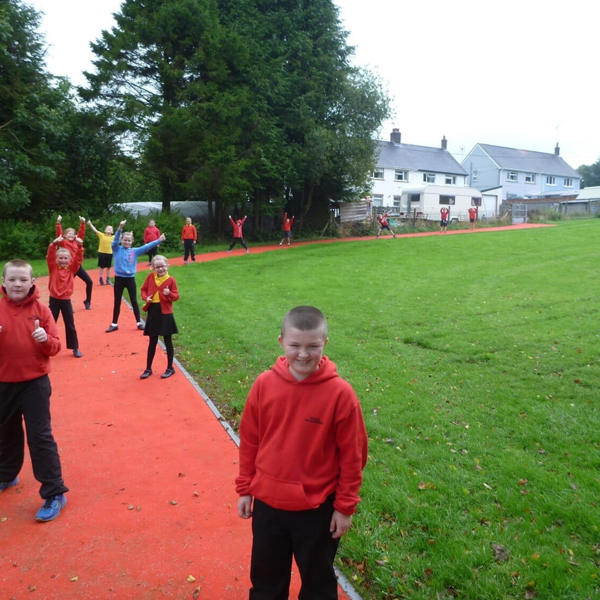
[22,220,600,598]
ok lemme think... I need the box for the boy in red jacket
[236,306,368,599]
[47,236,84,358]
[227,215,249,253]
[0,259,68,522]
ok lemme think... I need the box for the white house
[370,129,474,217]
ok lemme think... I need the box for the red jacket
[46,242,83,300]
[229,216,246,238]
[56,221,86,256]
[144,225,161,243]
[141,273,179,314]
[0,285,61,382]
[282,213,294,232]
[236,355,368,515]
[181,224,197,242]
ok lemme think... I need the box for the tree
[577,159,600,188]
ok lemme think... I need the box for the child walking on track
[47,236,84,358]
[55,215,93,309]
[227,215,249,253]
[105,220,165,333]
[87,220,114,285]
[181,217,197,264]
[139,255,179,380]
[0,259,69,522]
[236,305,368,600]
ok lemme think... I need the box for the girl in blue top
[105,220,165,333]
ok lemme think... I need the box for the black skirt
[143,303,178,337]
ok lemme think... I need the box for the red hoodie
[56,220,86,256]
[0,285,61,382]
[236,355,368,515]
[46,242,83,299]
[144,225,161,243]
[229,216,246,238]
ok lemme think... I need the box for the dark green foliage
[577,158,600,187]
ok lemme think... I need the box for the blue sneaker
[35,494,67,522]
[0,477,18,492]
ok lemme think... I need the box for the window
[439,195,455,205]
[525,173,536,184]
[394,169,408,182]
[471,197,482,207]
[372,194,384,206]
[423,172,435,183]
[507,171,517,182]
[564,177,573,187]
[444,175,456,185]
[410,193,421,204]
[393,195,402,207]
[546,176,556,185]
[372,167,384,179]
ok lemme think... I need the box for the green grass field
[21,221,600,598]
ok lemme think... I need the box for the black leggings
[76,266,93,304]
[228,236,248,250]
[112,276,141,324]
[146,335,174,370]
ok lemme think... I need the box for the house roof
[576,186,600,200]
[478,144,580,178]
[376,141,468,176]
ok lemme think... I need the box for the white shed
[400,185,483,222]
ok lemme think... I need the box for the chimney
[441,136,447,150]
[390,128,401,144]
[554,143,560,156]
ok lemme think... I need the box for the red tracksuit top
[56,221,86,256]
[236,355,368,515]
[46,243,83,300]
[181,224,197,242]
[0,285,61,382]
[229,216,246,238]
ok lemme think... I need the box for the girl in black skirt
[139,255,179,379]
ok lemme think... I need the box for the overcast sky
[28,0,600,168]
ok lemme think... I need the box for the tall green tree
[577,159,600,188]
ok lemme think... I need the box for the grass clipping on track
[142,221,600,600]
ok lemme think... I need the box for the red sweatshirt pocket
[249,470,314,511]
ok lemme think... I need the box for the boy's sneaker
[35,494,66,522]
[0,477,18,492]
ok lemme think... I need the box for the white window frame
[525,173,536,184]
[372,167,384,179]
[546,176,556,185]
[444,175,456,185]
[394,169,408,182]
[393,195,402,207]
[507,171,518,182]
[372,194,384,207]
[564,177,573,187]
[423,172,435,183]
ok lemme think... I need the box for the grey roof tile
[376,141,468,176]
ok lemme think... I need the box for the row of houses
[367,128,583,222]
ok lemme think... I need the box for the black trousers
[76,266,93,305]
[49,296,78,350]
[229,236,248,250]
[112,276,141,324]
[147,246,158,263]
[250,496,339,600]
[183,239,195,261]
[0,376,68,499]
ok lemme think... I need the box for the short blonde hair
[3,259,33,279]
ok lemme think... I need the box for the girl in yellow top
[139,255,179,379]
[87,220,114,285]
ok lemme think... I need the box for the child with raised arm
[236,306,368,599]
[279,212,295,246]
[139,255,179,380]
[55,215,93,309]
[87,220,114,285]
[440,206,450,233]
[47,235,84,358]
[181,217,197,264]
[227,215,249,253]
[105,220,166,333]
[0,259,68,522]
[376,212,396,238]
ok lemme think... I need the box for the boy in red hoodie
[47,235,84,358]
[227,215,249,253]
[236,305,368,599]
[0,259,68,522]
